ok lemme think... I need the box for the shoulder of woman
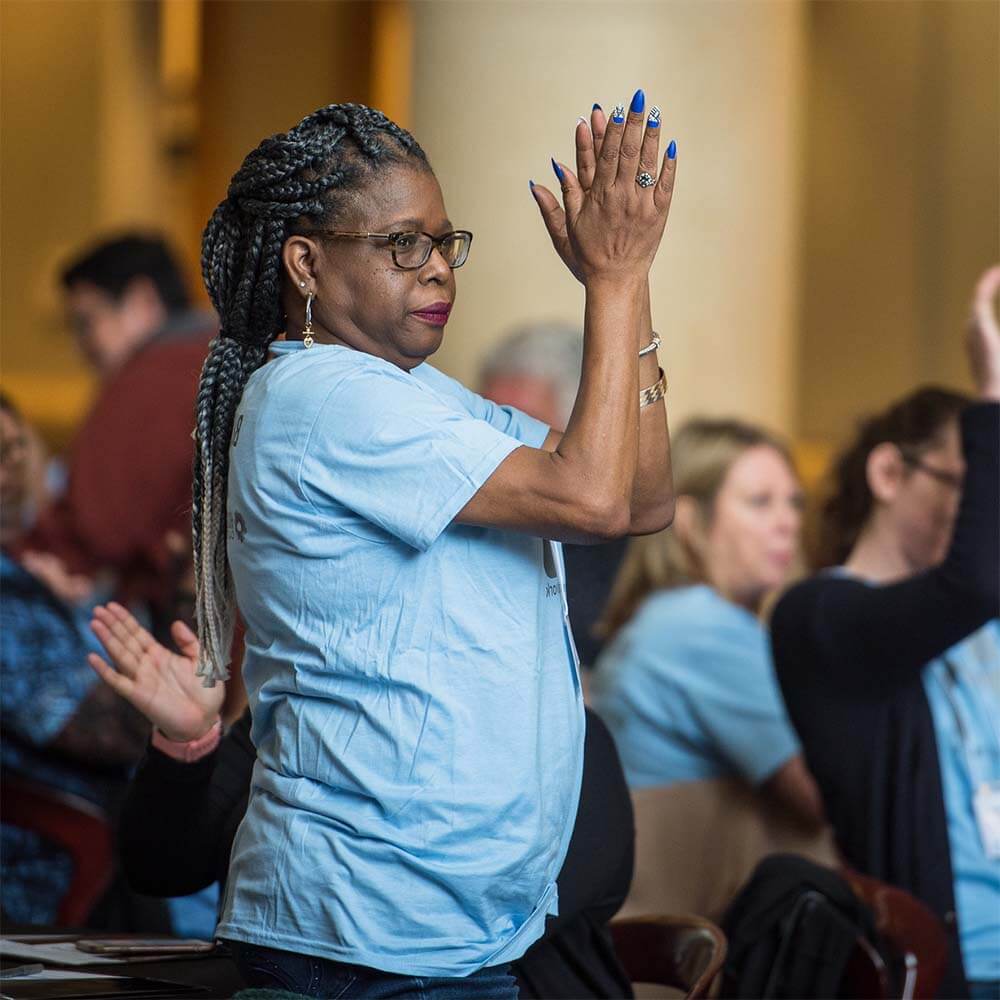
[631,585,767,660]
[769,573,873,663]
[258,347,429,418]
[640,584,753,628]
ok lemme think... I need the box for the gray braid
[192,103,429,683]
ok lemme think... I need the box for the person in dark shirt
[770,266,1000,1000]
[88,603,635,999]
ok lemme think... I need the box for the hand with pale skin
[88,602,223,742]
[21,550,95,605]
[531,105,675,284]
[969,264,1000,402]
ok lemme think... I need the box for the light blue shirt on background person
[923,620,1000,984]
[589,584,800,790]
[216,341,585,976]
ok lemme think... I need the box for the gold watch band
[640,367,667,408]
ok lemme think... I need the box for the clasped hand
[531,92,677,285]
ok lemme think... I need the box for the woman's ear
[866,442,905,504]
[282,235,320,292]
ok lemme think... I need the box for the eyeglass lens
[393,233,470,269]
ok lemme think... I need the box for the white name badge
[973,780,1000,859]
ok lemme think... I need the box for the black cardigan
[771,402,1000,999]
[120,706,634,999]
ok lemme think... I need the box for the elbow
[577,494,633,542]
[629,494,675,536]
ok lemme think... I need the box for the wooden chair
[843,869,949,999]
[611,914,727,998]
[843,933,892,999]
[1,776,114,925]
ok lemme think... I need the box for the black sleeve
[773,402,999,693]
[50,682,151,767]
[118,709,254,897]
[549,708,634,932]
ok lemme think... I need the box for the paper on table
[0,941,122,967]
[0,970,125,982]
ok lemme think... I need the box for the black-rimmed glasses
[900,451,964,491]
[303,229,473,270]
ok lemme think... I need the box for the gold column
[410,1,808,434]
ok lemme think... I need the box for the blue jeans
[228,941,519,999]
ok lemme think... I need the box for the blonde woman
[590,419,835,921]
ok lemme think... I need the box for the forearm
[630,280,673,532]
[120,713,254,896]
[549,276,646,527]
[763,754,827,833]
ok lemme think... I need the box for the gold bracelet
[640,367,667,408]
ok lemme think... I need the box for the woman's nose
[420,247,452,283]
[776,507,801,535]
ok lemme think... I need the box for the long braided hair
[193,103,429,683]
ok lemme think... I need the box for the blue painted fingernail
[592,103,602,112]
[630,89,645,115]
[611,104,625,124]
[667,139,677,159]
[529,179,535,192]
[551,158,565,182]
[648,106,661,129]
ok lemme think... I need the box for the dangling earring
[303,291,315,349]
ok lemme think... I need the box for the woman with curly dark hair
[771,268,1000,1000]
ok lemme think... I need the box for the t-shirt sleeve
[683,624,801,785]
[469,397,550,448]
[299,365,524,550]
[411,364,551,447]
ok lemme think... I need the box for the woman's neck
[843,520,911,584]
[711,579,766,618]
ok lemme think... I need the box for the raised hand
[88,602,223,742]
[531,92,676,285]
[969,265,1000,401]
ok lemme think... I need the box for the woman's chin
[399,326,445,362]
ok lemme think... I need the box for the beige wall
[411,1,807,433]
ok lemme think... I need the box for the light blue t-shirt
[216,341,585,976]
[589,585,800,789]
[923,621,1000,982]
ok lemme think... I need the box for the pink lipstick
[412,301,452,327]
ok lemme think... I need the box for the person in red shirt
[21,234,214,635]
